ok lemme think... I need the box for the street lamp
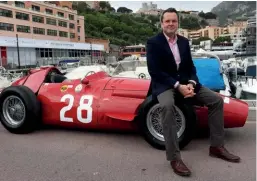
[90,42,93,64]
[16,34,21,69]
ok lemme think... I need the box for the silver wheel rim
[2,95,26,126]
[146,104,186,142]
[138,73,146,79]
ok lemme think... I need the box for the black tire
[0,85,41,134]
[138,96,197,150]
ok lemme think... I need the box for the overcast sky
[109,1,222,13]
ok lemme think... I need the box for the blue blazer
[146,32,201,98]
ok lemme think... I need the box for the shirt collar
[163,32,178,45]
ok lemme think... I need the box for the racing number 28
[60,94,93,123]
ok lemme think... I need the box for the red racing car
[0,67,249,150]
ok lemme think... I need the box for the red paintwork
[11,67,56,93]
[8,67,249,131]
[195,96,249,128]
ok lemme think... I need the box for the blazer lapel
[158,32,175,61]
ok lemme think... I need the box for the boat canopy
[193,58,225,91]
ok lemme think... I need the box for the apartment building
[85,1,100,10]
[0,1,85,42]
[179,21,247,41]
[177,28,189,39]
[0,1,104,68]
[186,26,225,40]
[245,15,256,54]
[136,2,162,16]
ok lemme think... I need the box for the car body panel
[3,67,249,132]
[11,67,58,93]
[37,72,112,129]
[104,77,149,91]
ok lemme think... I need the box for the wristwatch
[189,82,196,88]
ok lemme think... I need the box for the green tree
[117,7,133,13]
[198,11,217,19]
[102,27,114,34]
[192,37,212,45]
[73,3,208,46]
[99,1,108,9]
[213,36,231,43]
[180,16,201,30]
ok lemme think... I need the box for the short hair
[160,8,179,23]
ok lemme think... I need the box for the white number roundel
[60,94,93,123]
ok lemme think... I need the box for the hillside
[211,1,256,26]
[83,11,160,46]
[72,2,207,46]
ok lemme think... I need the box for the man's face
[161,12,179,36]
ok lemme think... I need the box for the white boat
[111,58,150,79]
[223,56,256,100]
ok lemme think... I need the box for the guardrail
[243,100,257,111]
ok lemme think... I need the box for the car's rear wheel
[0,86,41,134]
[139,98,197,150]
[146,104,186,142]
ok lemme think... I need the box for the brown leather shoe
[209,146,241,163]
[170,160,191,177]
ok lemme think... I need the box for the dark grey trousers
[157,86,225,161]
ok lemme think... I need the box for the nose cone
[223,96,249,128]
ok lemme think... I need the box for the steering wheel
[86,71,95,76]
[50,72,57,83]
[45,69,58,83]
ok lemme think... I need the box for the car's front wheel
[0,86,41,134]
[139,99,197,150]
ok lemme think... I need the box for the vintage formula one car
[0,66,249,150]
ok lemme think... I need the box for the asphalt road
[0,110,255,181]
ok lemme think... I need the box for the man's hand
[178,85,195,98]
[184,84,196,98]
[187,83,194,91]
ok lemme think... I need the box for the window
[77,26,80,32]
[33,27,45,35]
[69,14,74,20]
[15,1,25,8]
[0,22,14,31]
[59,31,68,37]
[32,5,40,12]
[32,15,44,23]
[16,12,29,20]
[58,21,67,27]
[78,36,80,41]
[45,9,53,15]
[47,29,57,36]
[16,12,29,21]
[69,23,74,29]
[0,8,13,18]
[46,18,56,25]
[70,33,75,38]
[17,25,30,33]
[0,1,8,4]
[36,48,53,58]
[57,12,64,17]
